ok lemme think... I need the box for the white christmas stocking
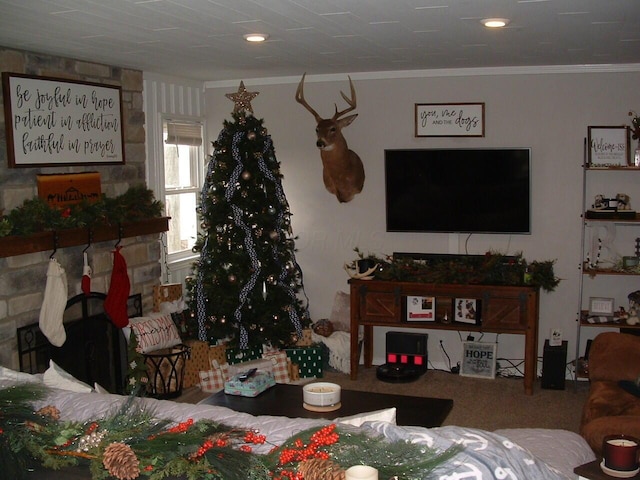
[39,258,68,347]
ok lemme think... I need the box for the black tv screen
[385,148,531,234]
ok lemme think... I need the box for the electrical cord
[440,340,460,373]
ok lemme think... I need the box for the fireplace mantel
[0,217,170,258]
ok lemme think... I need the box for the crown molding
[204,63,640,89]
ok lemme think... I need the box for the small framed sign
[587,126,630,167]
[460,342,497,379]
[415,102,484,137]
[588,297,615,317]
[405,295,435,322]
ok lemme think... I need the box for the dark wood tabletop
[575,460,640,479]
[200,383,453,428]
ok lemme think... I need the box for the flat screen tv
[385,148,531,234]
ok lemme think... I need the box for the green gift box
[285,345,324,378]
[226,345,263,365]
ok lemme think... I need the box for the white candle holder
[345,465,378,480]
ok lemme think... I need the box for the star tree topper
[225,81,259,114]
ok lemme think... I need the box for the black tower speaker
[541,340,568,390]
[376,332,428,383]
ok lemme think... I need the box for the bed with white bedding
[1,366,595,480]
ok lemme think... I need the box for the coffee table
[200,384,453,427]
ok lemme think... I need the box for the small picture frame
[405,295,435,322]
[460,342,497,379]
[587,126,630,167]
[454,298,481,325]
[588,297,615,317]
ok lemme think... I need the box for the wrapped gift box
[183,339,209,388]
[261,350,290,383]
[199,360,229,393]
[224,371,275,397]
[285,345,324,378]
[295,328,313,347]
[226,345,263,365]
[153,283,183,312]
[227,358,275,379]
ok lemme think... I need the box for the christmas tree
[187,82,310,350]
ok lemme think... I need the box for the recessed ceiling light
[481,18,510,28]
[244,33,269,42]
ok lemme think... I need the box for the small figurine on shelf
[627,290,640,325]
[630,111,640,167]
[626,308,639,326]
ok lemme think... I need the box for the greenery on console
[0,185,164,238]
[0,384,458,480]
[351,248,560,292]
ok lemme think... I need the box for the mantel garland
[0,384,458,480]
[0,185,164,238]
[350,249,560,292]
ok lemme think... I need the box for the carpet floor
[177,368,589,433]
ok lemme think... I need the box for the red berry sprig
[277,424,340,467]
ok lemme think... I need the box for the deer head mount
[295,73,365,203]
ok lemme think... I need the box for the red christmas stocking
[104,246,131,328]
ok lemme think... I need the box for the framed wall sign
[415,102,485,137]
[460,342,497,379]
[587,126,630,167]
[405,295,435,322]
[2,72,125,167]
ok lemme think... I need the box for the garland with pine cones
[0,384,459,480]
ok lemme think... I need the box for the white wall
[204,66,640,370]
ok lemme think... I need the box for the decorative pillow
[94,382,110,394]
[337,407,397,427]
[43,360,93,393]
[0,366,42,387]
[128,312,182,354]
[329,291,351,332]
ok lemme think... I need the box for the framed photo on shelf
[460,342,497,379]
[454,298,481,325]
[587,126,630,166]
[588,297,615,317]
[405,295,435,322]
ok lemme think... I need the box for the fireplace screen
[17,292,142,394]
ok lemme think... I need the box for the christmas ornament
[225,81,259,114]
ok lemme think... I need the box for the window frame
[160,114,206,264]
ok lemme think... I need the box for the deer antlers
[295,73,365,203]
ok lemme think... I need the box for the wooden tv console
[349,279,540,395]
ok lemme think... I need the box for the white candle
[345,465,378,480]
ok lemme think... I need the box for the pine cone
[102,442,140,480]
[297,458,345,480]
[37,405,61,420]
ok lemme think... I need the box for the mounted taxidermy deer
[295,73,365,203]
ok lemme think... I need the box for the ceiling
[1,0,639,83]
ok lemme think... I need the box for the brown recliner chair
[580,332,640,454]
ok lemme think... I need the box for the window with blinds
[163,119,204,259]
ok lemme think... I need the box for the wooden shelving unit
[0,217,170,258]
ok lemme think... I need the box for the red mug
[603,435,640,472]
